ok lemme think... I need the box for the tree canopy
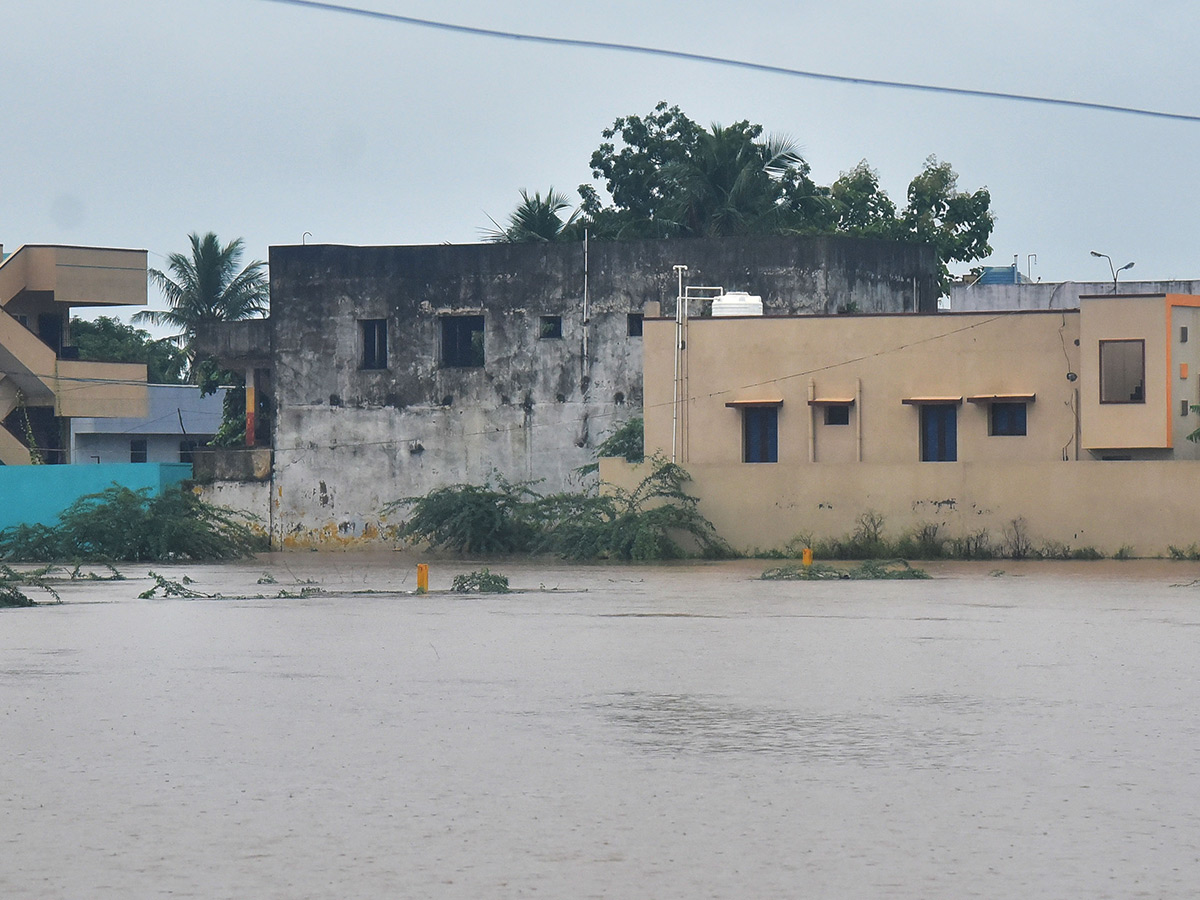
[487,102,994,291]
[70,316,188,384]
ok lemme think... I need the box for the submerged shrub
[895,522,944,559]
[392,460,729,561]
[762,559,929,580]
[0,485,266,563]
[451,569,511,593]
[390,478,539,554]
[1002,517,1034,560]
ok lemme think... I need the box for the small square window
[441,315,485,367]
[360,319,388,370]
[539,315,562,339]
[627,313,643,337]
[990,402,1027,436]
[743,406,778,463]
[824,404,850,426]
[179,440,198,463]
[130,439,148,463]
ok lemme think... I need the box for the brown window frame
[1099,339,1145,404]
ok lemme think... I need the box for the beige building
[0,244,149,464]
[601,293,1200,556]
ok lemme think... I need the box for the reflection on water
[4,556,1200,899]
[597,691,970,766]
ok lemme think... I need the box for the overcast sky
[5,0,1198,318]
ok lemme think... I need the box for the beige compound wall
[600,457,1200,557]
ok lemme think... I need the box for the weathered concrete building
[198,234,937,547]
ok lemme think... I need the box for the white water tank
[711,291,764,317]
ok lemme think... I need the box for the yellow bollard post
[802,547,813,568]
[416,563,429,593]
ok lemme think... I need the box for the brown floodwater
[4,554,1200,898]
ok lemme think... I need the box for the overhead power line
[257,0,1200,124]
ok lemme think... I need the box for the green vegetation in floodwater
[0,485,267,563]
[139,572,209,599]
[391,459,730,561]
[1,563,128,607]
[777,513,1124,562]
[451,569,511,593]
[762,559,929,580]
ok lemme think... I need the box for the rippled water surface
[4,556,1200,898]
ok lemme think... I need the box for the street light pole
[1091,250,1136,293]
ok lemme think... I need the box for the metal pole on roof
[1091,250,1135,294]
[672,265,688,463]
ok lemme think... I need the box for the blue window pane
[921,405,957,462]
[744,407,778,463]
[990,402,1027,436]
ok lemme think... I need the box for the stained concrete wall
[265,235,936,546]
[193,480,272,541]
[950,279,1200,311]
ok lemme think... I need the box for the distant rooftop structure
[950,278,1200,311]
[973,265,1035,286]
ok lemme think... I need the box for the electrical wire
[256,0,1200,124]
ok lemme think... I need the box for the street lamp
[1090,250,1135,294]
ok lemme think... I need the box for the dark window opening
[743,406,778,463]
[920,405,957,462]
[824,404,850,426]
[990,402,1027,436]
[1099,339,1145,403]
[360,319,388,370]
[179,440,199,463]
[38,313,64,354]
[539,315,562,339]
[1182,326,1189,344]
[441,315,485,367]
[1183,399,1191,417]
[130,439,148,463]
[627,313,643,337]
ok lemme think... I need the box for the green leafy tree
[134,232,268,379]
[830,161,898,237]
[70,316,188,384]
[580,101,703,238]
[495,102,995,291]
[484,188,581,242]
[901,156,994,294]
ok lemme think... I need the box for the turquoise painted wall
[0,463,192,531]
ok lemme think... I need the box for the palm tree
[484,189,581,242]
[135,232,268,377]
[659,123,807,237]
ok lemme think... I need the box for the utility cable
[256,0,1200,124]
